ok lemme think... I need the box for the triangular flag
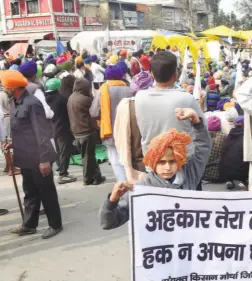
[179,46,189,84]
[228,35,233,45]
[56,40,66,56]
[193,62,201,100]
[104,26,110,45]
[179,68,187,84]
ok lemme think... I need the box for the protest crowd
[0,42,251,238]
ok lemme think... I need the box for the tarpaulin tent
[151,33,211,67]
[6,43,29,59]
[240,31,252,41]
[151,33,198,60]
[202,25,245,40]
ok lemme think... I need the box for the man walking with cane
[1,70,63,239]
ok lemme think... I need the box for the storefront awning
[36,40,67,48]
[58,32,79,41]
[0,32,52,42]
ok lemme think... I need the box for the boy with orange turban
[100,107,211,230]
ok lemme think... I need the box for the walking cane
[4,137,24,221]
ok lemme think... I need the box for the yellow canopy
[202,25,245,40]
[151,33,211,67]
[151,34,198,61]
[240,30,252,41]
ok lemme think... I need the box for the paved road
[0,154,228,281]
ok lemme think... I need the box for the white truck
[70,30,155,55]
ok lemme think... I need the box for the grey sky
[219,0,237,15]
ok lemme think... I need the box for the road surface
[0,154,228,281]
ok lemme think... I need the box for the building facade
[0,0,214,46]
[0,0,81,43]
[78,0,212,32]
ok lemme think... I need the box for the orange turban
[120,49,127,57]
[143,129,192,171]
[75,56,83,64]
[0,70,28,89]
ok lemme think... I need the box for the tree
[230,11,241,30]
[211,0,222,26]
[236,0,252,29]
[175,0,221,32]
[211,8,241,29]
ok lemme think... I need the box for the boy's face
[155,148,178,180]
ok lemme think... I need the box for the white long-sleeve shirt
[26,82,54,119]
[91,62,105,83]
[34,89,54,119]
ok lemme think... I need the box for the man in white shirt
[90,55,105,90]
[171,46,181,69]
[198,46,205,73]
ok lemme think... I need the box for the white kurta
[236,77,252,190]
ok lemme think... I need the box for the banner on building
[55,16,79,28]
[129,186,252,281]
[136,4,150,13]
[6,15,80,31]
[84,17,102,26]
[6,16,52,31]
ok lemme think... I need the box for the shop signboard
[6,15,80,32]
[6,16,52,31]
[55,16,80,28]
[84,17,102,26]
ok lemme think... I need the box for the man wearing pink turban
[203,116,225,182]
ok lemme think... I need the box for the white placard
[129,186,252,281]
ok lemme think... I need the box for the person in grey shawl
[100,108,211,230]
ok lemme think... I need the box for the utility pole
[48,0,58,40]
[0,0,7,34]
[187,0,194,33]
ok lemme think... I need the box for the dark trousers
[75,132,101,183]
[197,180,203,191]
[21,168,62,229]
[55,135,73,177]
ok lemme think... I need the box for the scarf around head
[100,80,126,140]
[130,71,154,95]
[143,129,192,171]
